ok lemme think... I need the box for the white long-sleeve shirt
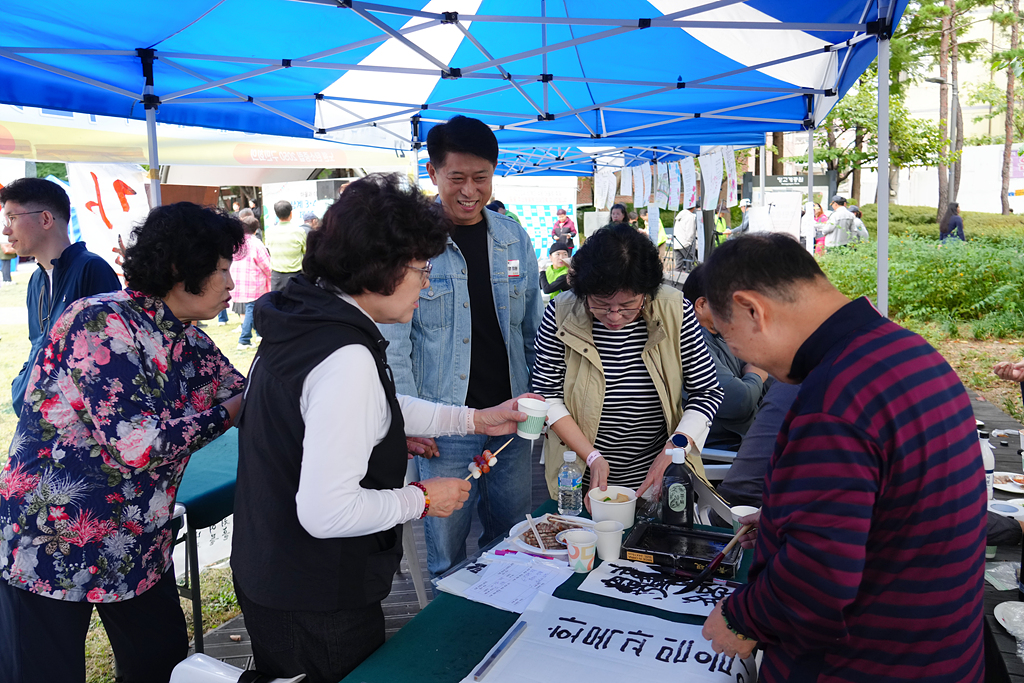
[295,294,474,539]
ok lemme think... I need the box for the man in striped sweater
[700,233,985,682]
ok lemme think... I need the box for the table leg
[187,525,204,654]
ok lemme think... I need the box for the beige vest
[542,285,707,498]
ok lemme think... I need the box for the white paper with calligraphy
[680,158,698,209]
[724,148,738,207]
[459,593,755,683]
[67,163,149,274]
[667,161,681,212]
[577,560,735,617]
[700,152,724,211]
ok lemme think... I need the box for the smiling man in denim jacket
[381,116,543,576]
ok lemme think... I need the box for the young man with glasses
[380,116,543,578]
[0,178,120,415]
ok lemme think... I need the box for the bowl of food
[588,486,638,528]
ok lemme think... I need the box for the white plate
[507,517,568,556]
[994,602,1024,633]
[989,500,1024,519]
[993,472,1024,494]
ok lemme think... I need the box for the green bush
[859,204,1024,243]
[818,236,1024,326]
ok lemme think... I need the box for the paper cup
[564,529,598,573]
[730,505,759,533]
[516,397,549,440]
[594,520,624,561]
[588,486,638,529]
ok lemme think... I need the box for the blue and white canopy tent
[0,0,906,312]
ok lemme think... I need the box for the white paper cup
[564,529,598,572]
[516,397,549,440]
[594,520,625,561]
[588,486,638,529]
[730,505,759,533]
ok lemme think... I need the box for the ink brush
[650,564,743,589]
[678,523,752,593]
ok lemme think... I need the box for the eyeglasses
[406,260,433,281]
[587,294,646,317]
[2,210,45,228]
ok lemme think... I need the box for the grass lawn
[0,267,1022,681]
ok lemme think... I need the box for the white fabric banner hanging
[459,593,755,683]
[640,163,653,208]
[653,162,670,210]
[594,169,616,210]
[700,152,724,211]
[620,166,633,198]
[647,206,660,245]
[667,162,681,212]
[680,158,698,209]
[724,148,738,208]
[66,163,150,275]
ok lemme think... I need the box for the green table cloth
[343,500,748,683]
[177,426,239,529]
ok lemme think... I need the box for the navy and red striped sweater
[722,297,985,683]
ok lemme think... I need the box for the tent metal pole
[146,105,161,207]
[760,142,766,206]
[138,48,161,207]
[807,128,814,252]
[877,31,890,317]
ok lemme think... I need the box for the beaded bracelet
[409,481,430,519]
[720,598,751,641]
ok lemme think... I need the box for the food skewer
[679,523,752,593]
[464,437,516,480]
[525,513,547,550]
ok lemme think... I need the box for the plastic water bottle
[980,430,996,559]
[557,451,583,516]
[980,430,995,501]
[660,448,694,528]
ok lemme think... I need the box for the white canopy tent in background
[0,0,906,313]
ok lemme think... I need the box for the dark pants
[0,570,187,683]
[0,258,11,282]
[235,579,385,683]
[271,270,299,292]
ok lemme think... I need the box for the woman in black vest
[232,173,537,683]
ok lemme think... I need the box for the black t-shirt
[451,220,512,409]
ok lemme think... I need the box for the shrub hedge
[818,235,1024,333]
[859,204,1024,243]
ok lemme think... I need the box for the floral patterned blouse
[0,289,243,603]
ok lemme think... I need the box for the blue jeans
[238,301,257,345]
[417,434,532,577]
[217,309,229,324]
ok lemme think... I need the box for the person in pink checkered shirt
[230,215,272,350]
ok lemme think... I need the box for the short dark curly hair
[568,223,662,301]
[304,173,451,295]
[122,203,244,297]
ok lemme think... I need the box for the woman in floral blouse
[0,203,245,683]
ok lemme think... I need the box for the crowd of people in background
[0,113,1005,683]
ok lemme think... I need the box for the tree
[787,67,946,203]
[993,1,1023,214]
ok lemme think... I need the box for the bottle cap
[668,448,687,464]
[563,451,577,463]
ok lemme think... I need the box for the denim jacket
[381,209,543,405]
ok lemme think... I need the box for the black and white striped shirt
[533,298,722,489]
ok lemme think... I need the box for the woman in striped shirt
[533,224,724,505]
